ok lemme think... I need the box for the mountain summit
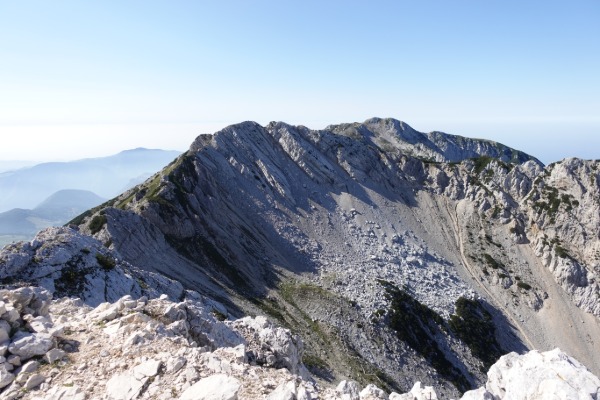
[2,118,599,398]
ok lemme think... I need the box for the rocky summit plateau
[0,117,599,399]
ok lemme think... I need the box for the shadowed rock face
[3,118,599,398]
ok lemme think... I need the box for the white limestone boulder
[7,332,54,360]
[179,374,241,400]
[461,349,600,400]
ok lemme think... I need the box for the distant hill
[0,189,106,238]
[0,160,36,173]
[0,148,181,212]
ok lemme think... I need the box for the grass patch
[302,353,329,371]
[95,253,116,270]
[88,214,107,234]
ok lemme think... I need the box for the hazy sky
[1,1,599,164]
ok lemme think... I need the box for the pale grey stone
[8,332,54,360]
[0,363,15,389]
[44,348,66,364]
[179,374,241,400]
[24,373,45,390]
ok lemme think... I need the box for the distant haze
[1,120,598,166]
[0,148,181,212]
[1,2,598,166]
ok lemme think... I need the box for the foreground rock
[0,227,186,306]
[462,349,600,400]
[0,285,596,400]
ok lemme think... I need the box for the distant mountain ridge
[0,148,181,212]
[0,189,106,239]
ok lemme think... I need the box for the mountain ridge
[1,118,599,398]
[0,148,181,212]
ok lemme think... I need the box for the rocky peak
[3,118,599,397]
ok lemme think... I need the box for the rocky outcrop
[0,286,313,399]
[461,349,600,399]
[0,285,595,400]
[0,227,185,305]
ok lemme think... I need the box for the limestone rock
[42,385,86,400]
[44,348,66,364]
[0,363,14,389]
[106,372,145,400]
[24,373,45,390]
[390,382,438,400]
[359,384,388,399]
[336,380,361,400]
[8,332,54,360]
[179,374,241,400]
[268,380,297,400]
[461,349,600,399]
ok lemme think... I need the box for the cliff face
[4,118,598,397]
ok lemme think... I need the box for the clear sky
[1,1,599,164]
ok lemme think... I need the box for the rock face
[1,118,600,397]
[0,227,186,306]
[0,286,313,400]
[461,349,600,400]
[0,286,595,400]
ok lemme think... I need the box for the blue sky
[1,1,599,164]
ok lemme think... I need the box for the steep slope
[64,118,599,397]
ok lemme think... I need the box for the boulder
[24,373,45,390]
[390,382,438,400]
[106,373,145,400]
[268,380,297,400]
[0,320,10,344]
[336,380,361,400]
[179,374,241,400]
[42,385,86,400]
[44,348,66,364]
[359,384,388,399]
[0,363,14,389]
[8,332,54,360]
[461,349,600,399]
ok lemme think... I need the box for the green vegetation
[483,253,503,270]
[302,353,329,371]
[517,282,532,290]
[532,184,578,222]
[88,214,107,234]
[67,198,117,226]
[378,280,469,392]
[212,310,227,321]
[116,191,137,209]
[449,297,503,370]
[54,258,90,297]
[95,253,116,270]
[554,245,570,259]
[472,156,493,174]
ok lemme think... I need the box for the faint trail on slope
[444,198,536,350]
